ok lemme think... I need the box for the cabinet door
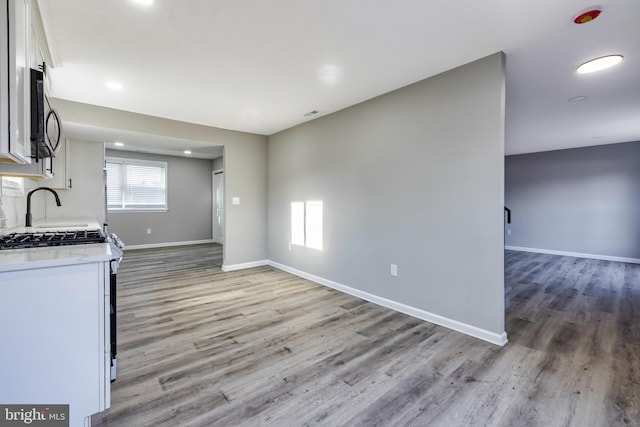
[41,138,71,188]
[9,0,31,163]
[29,10,40,69]
[6,0,31,163]
[0,154,50,178]
[0,262,109,426]
[29,12,50,91]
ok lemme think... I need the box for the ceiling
[38,0,640,155]
[64,123,224,159]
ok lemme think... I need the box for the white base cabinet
[0,261,111,427]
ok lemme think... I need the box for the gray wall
[268,53,506,335]
[105,149,213,246]
[505,141,640,259]
[53,99,268,266]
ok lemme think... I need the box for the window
[106,157,167,211]
[291,200,323,250]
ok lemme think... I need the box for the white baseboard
[221,260,269,272]
[505,246,640,264]
[124,239,215,250]
[268,260,508,347]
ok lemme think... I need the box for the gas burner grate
[0,229,106,250]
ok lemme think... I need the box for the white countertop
[0,244,114,272]
[0,218,114,273]
[6,217,103,234]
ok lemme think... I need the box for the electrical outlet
[507,229,512,236]
[147,228,151,235]
[390,264,398,277]
[288,242,292,251]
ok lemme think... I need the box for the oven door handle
[110,258,122,274]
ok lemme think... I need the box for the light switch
[390,264,398,277]
[232,197,240,205]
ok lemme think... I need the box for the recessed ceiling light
[131,0,154,5]
[568,96,588,102]
[184,150,192,155]
[577,55,623,74]
[106,81,123,91]
[114,142,124,147]
[318,65,341,84]
[242,109,262,123]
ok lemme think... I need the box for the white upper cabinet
[0,0,32,164]
[39,137,70,188]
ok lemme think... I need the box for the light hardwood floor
[92,245,640,427]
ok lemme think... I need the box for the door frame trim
[212,169,224,245]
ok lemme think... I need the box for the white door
[213,170,224,244]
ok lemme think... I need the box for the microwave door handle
[45,108,62,153]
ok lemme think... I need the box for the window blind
[106,158,167,211]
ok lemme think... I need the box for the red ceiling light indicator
[573,7,602,24]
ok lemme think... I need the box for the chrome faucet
[25,187,61,227]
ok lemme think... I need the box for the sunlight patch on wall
[291,202,305,246]
[305,201,323,250]
[291,200,323,251]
